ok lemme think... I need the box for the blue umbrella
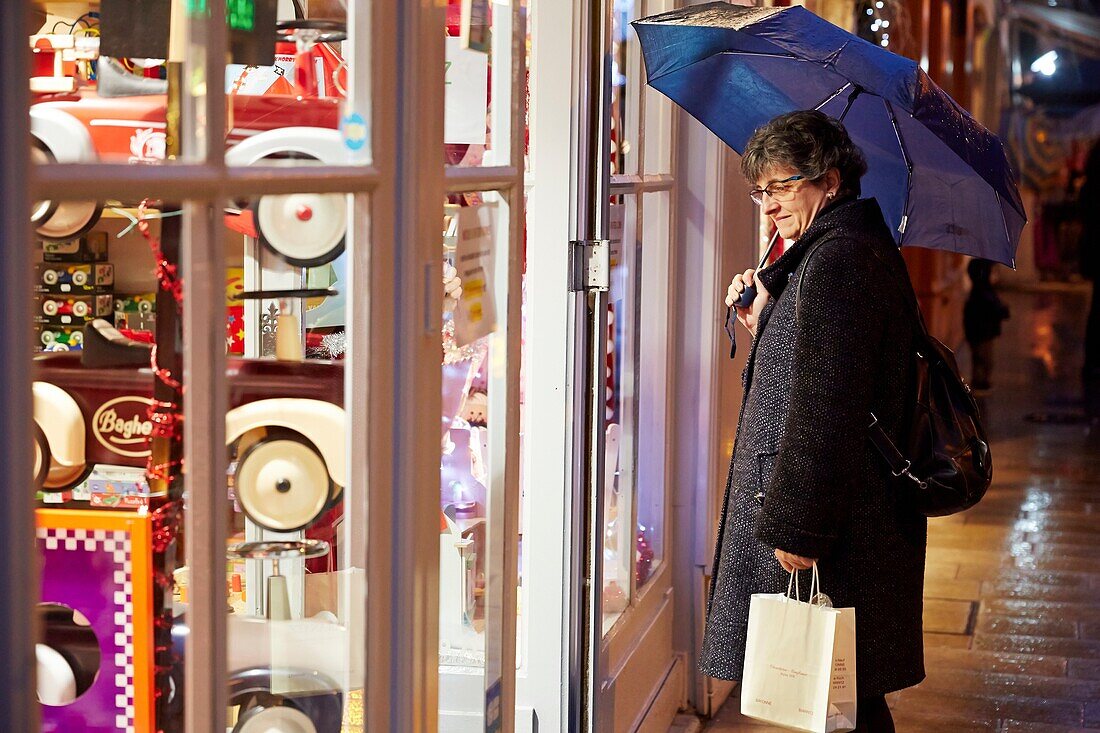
[632,2,1026,267]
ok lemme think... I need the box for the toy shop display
[27,6,372,731]
[113,294,155,335]
[36,233,115,352]
[439,204,496,666]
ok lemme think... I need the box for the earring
[827,192,836,199]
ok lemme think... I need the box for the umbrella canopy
[632,3,1026,267]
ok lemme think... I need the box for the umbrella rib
[884,98,914,246]
[997,192,1016,269]
[813,82,853,112]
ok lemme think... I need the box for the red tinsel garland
[135,199,185,732]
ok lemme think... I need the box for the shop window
[440,191,515,729]
[445,0,518,168]
[611,0,641,177]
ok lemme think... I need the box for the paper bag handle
[785,562,821,603]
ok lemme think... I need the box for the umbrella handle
[731,229,780,309]
[732,283,757,309]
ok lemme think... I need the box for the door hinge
[568,239,610,292]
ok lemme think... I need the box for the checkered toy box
[36,510,154,733]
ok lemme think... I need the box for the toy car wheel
[40,331,56,346]
[72,301,90,318]
[44,462,94,492]
[33,425,51,491]
[30,145,59,226]
[254,192,347,268]
[70,330,83,346]
[234,704,318,733]
[71,270,88,287]
[42,300,59,316]
[275,18,348,44]
[35,200,103,243]
[42,269,59,286]
[233,431,333,533]
[139,299,154,314]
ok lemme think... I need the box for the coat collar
[756,197,888,300]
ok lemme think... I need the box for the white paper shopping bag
[740,565,857,733]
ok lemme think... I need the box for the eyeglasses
[749,175,805,206]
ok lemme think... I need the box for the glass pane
[33,202,176,729]
[444,0,513,168]
[636,191,671,591]
[602,194,639,633]
[439,192,513,729]
[28,7,179,169]
[225,4,372,168]
[223,191,366,732]
[612,0,640,176]
[640,0,674,175]
[31,191,368,731]
[26,3,370,181]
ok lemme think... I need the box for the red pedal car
[31,20,350,269]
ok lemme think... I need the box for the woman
[699,110,926,732]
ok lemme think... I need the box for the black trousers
[851,695,895,733]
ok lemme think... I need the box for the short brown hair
[741,110,868,198]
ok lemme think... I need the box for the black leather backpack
[867,328,993,516]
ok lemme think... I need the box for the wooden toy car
[42,298,90,318]
[40,263,113,290]
[113,293,155,315]
[39,329,83,349]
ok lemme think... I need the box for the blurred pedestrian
[963,259,1010,393]
[1079,140,1100,413]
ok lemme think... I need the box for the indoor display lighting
[1030,50,1059,76]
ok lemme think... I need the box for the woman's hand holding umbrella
[726,268,771,338]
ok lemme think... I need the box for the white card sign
[445,37,490,145]
[453,204,498,346]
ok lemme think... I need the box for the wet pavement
[700,284,1100,732]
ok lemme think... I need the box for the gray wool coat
[698,197,928,697]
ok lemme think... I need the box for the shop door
[568,1,681,731]
[436,1,527,731]
[20,2,447,731]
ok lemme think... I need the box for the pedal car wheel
[234,432,333,532]
[234,704,317,733]
[44,462,93,492]
[72,301,89,318]
[254,192,347,268]
[35,200,103,243]
[42,300,59,316]
[30,145,59,226]
[42,269,59,286]
[36,644,78,706]
[33,425,51,491]
[71,270,88,287]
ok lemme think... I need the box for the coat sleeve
[754,238,888,558]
